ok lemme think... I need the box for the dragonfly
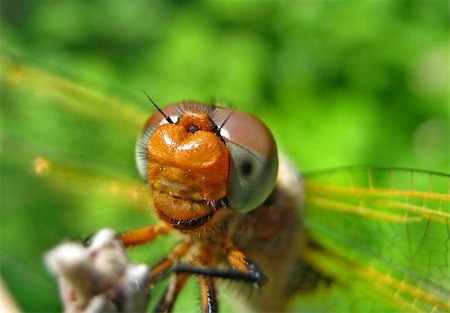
[1,54,449,313]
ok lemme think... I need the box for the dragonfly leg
[153,273,189,313]
[173,246,267,286]
[199,275,217,313]
[149,240,192,284]
[116,222,171,247]
[151,240,221,313]
[155,267,218,313]
[226,245,267,285]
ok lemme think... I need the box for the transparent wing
[1,53,153,216]
[1,54,167,311]
[298,167,450,312]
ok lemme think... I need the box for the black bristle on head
[143,90,174,124]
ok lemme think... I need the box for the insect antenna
[219,109,235,131]
[143,90,174,124]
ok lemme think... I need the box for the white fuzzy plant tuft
[45,229,150,313]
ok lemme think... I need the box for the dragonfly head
[136,101,278,231]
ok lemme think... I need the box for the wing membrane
[1,53,145,130]
[1,53,154,215]
[1,53,165,248]
[303,167,450,312]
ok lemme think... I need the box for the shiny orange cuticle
[147,111,230,202]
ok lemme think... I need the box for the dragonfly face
[139,106,231,230]
[134,102,278,231]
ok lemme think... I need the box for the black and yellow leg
[173,246,267,286]
[149,240,192,285]
[199,276,217,313]
[226,246,267,285]
[154,273,189,313]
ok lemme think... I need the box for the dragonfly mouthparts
[152,190,225,231]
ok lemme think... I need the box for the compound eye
[135,104,181,181]
[218,109,278,212]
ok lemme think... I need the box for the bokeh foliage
[1,1,448,312]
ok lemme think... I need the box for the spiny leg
[199,275,217,313]
[174,245,267,286]
[154,272,217,313]
[117,222,171,247]
[148,240,195,312]
[149,240,192,284]
[171,245,266,313]
[226,245,267,285]
[153,273,189,313]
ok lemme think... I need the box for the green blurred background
[0,1,448,312]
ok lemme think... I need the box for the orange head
[136,102,278,231]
